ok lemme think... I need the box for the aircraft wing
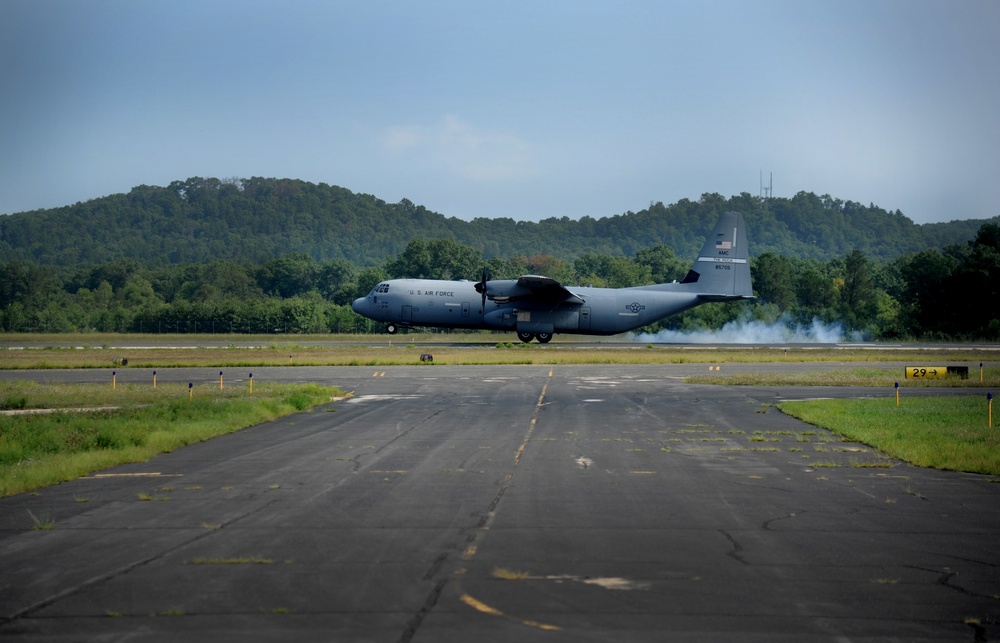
[483,274,586,305]
[514,275,586,304]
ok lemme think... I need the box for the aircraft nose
[351,297,365,313]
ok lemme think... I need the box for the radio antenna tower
[759,171,773,199]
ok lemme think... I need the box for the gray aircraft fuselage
[354,280,706,336]
[351,211,754,342]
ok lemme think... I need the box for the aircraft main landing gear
[517,332,553,343]
[385,323,399,334]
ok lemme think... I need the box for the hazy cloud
[380,115,540,182]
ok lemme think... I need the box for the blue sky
[2,0,998,224]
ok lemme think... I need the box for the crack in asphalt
[762,511,800,530]
[0,497,280,625]
[397,579,447,643]
[397,376,552,640]
[719,529,749,565]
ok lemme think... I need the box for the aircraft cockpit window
[372,283,390,295]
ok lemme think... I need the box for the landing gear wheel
[536,332,552,344]
[517,331,535,343]
[386,323,399,335]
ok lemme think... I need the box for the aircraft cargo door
[401,305,412,322]
[579,307,591,330]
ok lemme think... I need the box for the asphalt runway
[1,365,998,642]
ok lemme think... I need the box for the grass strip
[0,338,996,369]
[0,381,343,496]
[687,367,1000,388]
[779,396,1000,475]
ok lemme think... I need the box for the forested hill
[1,176,994,266]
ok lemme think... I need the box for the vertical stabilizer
[680,211,753,298]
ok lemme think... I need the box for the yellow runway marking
[513,371,551,466]
[456,369,563,633]
[460,594,561,631]
[461,594,503,616]
[88,473,182,478]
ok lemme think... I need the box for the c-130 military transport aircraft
[352,211,754,343]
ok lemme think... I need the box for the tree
[839,250,878,330]
[897,249,958,336]
[794,264,838,320]
[317,259,359,305]
[634,245,688,284]
[573,254,651,288]
[949,223,1000,338]
[525,254,574,283]
[257,253,319,298]
[87,259,142,291]
[752,253,795,310]
[280,292,327,333]
[384,239,482,281]
[118,275,162,315]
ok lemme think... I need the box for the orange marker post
[988,392,993,429]
[894,382,900,407]
[153,370,157,389]
[112,371,117,389]
[219,371,224,390]
[249,373,253,395]
[189,382,193,400]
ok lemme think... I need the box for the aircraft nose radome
[351,297,365,313]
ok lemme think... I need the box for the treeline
[1,177,996,267]
[2,223,998,339]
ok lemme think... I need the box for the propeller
[475,267,490,311]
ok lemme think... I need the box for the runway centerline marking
[452,369,563,633]
[514,374,550,467]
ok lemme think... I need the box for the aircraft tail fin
[678,211,753,299]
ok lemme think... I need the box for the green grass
[0,333,995,368]
[0,381,343,496]
[779,396,1000,475]
[27,509,55,530]
[688,367,1000,388]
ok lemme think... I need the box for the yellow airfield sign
[905,367,948,379]
[905,366,973,379]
